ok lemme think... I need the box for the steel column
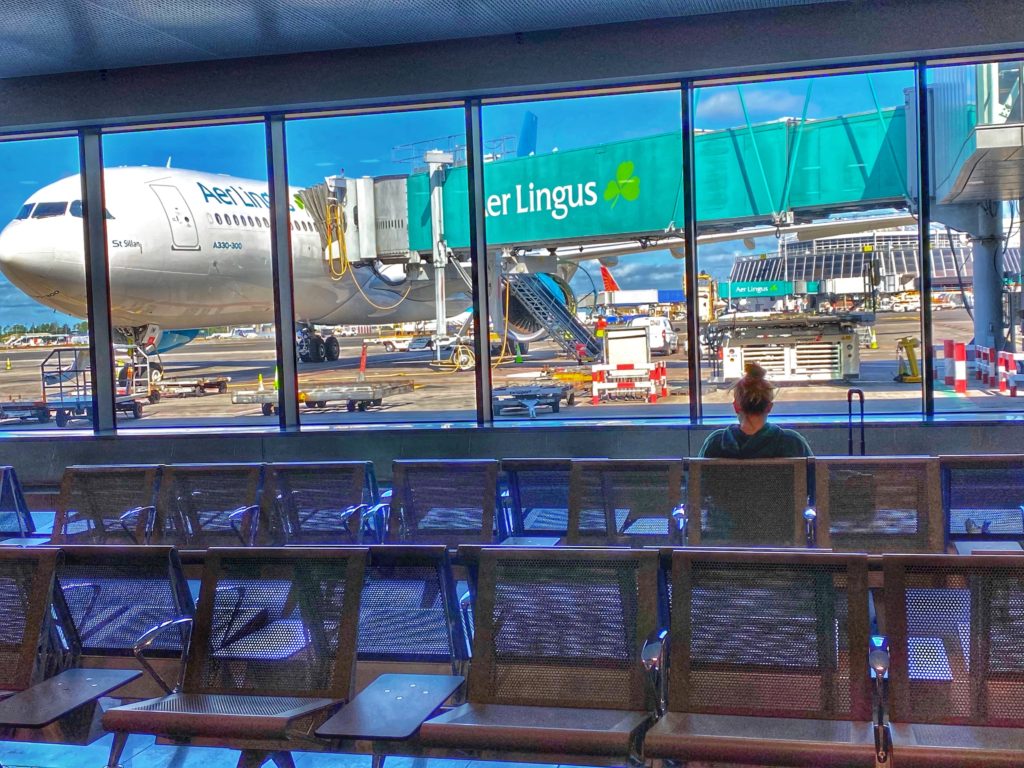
[266,116,299,429]
[682,83,702,420]
[916,63,935,417]
[465,99,494,424]
[78,129,116,434]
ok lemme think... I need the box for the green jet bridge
[305,64,1021,357]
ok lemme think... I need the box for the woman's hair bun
[744,362,767,379]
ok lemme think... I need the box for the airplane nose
[0,221,89,316]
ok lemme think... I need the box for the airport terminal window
[101,121,277,429]
[693,69,922,419]
[927,58,1024,415]
[480,88,687,422]
[0,135,94,432]
[284,106,476,424]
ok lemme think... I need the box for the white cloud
[696,88,808,126]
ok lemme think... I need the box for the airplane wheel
[311,337,327,363]
[324,336,341,361]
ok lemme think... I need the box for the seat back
[389,460,499,545]
[51,465,160,544]
[0,466,34,536]
[884,553,1024,726]
[667,550,870,721]
[567,459,684,546]
[359,545,468,666]
[815,457,943,552]
[687,458,807,546]
[0,548,65,692]
[940,455,1024,540]
[265,462,378,545]
[55,546,194,657]
[467,547,660,712]
[154,464,263,548]
[184,547,366,699]
[501,458,573,537]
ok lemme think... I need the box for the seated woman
[699,362,812,458]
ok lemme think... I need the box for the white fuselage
[0,167,463,330]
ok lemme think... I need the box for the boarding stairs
[506,273,602,361]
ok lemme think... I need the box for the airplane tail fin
[600,265,621,292]
[516,112,538,157]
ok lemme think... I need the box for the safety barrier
[590,361,668,404]
[940,340,967,394]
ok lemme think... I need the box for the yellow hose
[326,202,348,280]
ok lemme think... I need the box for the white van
[627,316,679,356]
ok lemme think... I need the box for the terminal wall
[0,0,1022,131]
[0,422,1014,486]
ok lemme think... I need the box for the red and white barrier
[591,361,668,404]
[939,340,968,394]
[943,340,955,385]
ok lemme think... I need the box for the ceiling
[0,0,847,80]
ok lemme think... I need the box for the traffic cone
[257,373,265,392]
[514,342,523,364]
[273,366,279,391]
[4,359,9,371]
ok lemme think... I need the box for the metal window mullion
[916,63,935,418]
[78,129,116,434]
[682,82,702,421]
[265,116,298,429]
[465,99,493,425]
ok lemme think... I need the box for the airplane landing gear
[297,325,335,364]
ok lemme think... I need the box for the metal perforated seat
[264,461,378,545]
[0,549,140,734]
[883,554,1024,767]
[358,545,468,668]
[152,464,263,548]
[420,547,660,763]
[102,547,367,767]
[686,458,809,546]
[50,465,160,544]
[940,455,1024,540]
[387,460,501,545]
[55,545,193,657]
[567,459,684,546]
[501,458,572,537]
[645,550,875,767]
[815,457,943,552]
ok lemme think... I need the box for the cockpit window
[69,200,114,219]
[14,203,33,220]
[31,202,68,218]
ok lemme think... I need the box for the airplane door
[149,185,201,250]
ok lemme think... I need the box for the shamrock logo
[603,161,640,208]
[293,194,305,210]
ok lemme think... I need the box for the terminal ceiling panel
[0,0,847,78]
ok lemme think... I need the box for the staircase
[506,273,602,361]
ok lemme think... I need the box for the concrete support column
[972,203,1005,351]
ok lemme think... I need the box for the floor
[0,735,561,768]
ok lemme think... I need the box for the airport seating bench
[0,464,34,538]
[940,454,1024,542]
[419,547,662,765]
[49,464,160,545]
[500,457,573,539]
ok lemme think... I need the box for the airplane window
[262,217,269,227]
[247,216,254,226]
[68,200,114,219]
[31,201,68,218]
[233,215,240,225]
[207,213,214,224]
[215,213,223,224]
[15,203,34,220]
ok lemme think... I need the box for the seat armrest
[120,505,155,544]
[671,504,687,543]
[0,669,141,728]
[365,502,390,543]
[803,506,817,548]
[228,505,259,545]
[869,635,891,765]
[641,628,668,717]
[458,588,474,648]
[134,616,193,694]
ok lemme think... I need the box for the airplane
[0,165,917,370]
[0,166,476,366]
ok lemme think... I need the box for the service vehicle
[627,315,679,356]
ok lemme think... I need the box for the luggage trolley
[41,346,152,427]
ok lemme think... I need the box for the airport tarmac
[0,309,1018,430]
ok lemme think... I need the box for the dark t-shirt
[699,423,812,459]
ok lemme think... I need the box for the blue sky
[0,69,916,326]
